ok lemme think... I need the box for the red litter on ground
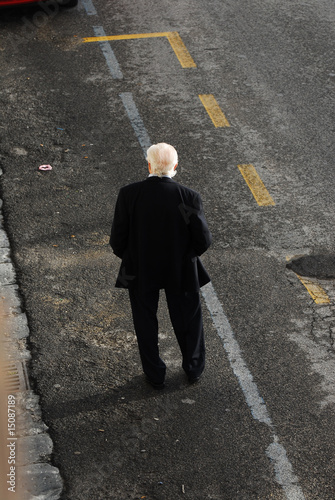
[38,165,52,171]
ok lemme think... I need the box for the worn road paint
[296,275,330,304]
[238,164,275,206]
[92,26,123,79]
[81,0,97,16]
[84,32,171,42]
[119,93,152,157]
[166,32,196,68]
[198,94,230,127]
[83,31,196,68]
[266,439,306,500]
[201,282,306,500]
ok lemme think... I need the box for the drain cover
[287,255,335,279]
[3,361,30,392]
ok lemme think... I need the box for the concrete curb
[0,170,63,499]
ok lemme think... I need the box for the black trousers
[128,288,205,384]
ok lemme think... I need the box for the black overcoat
[110,176,212,293]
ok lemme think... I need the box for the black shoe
[188,374,202,384]
[145,377,165,390]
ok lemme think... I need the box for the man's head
[146,143,178,178]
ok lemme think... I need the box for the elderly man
[110,143,212,389]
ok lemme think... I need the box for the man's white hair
[146,143,178,178]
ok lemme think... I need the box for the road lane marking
[120,97,305,498]
[202,282,272,427]
[92,26,123,79]
[201,282,306,500]
[119,93,152,156]
[285,256,330,304]
[166,32,197,68]
[82,31,196,68]
[296,275,330,304]
[81,0,97,15]
[84,32,171,41]
[238,164,275,206]
[198,94,230,127]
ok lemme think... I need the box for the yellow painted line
[237,164,275,206]
[296,275,330,304]
[198,94,230,127]
[166,32,196,68]
[82,31,196,69]
[83,32,170,42]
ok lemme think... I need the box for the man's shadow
[44,372,190,421]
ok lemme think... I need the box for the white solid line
[201,282,305,500]
[93,26,123,79]
[119,93,152,157]
[81,0,97,16]
[201,282,272,426]
[266,439,305,500]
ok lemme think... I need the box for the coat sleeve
[187,193,212,256]
[110,189,129,259]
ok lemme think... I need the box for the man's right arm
[110,189,129,259]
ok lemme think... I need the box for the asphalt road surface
[0,0,335,499]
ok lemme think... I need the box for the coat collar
[146,176,175,183]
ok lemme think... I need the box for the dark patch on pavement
[287,255,335,279]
